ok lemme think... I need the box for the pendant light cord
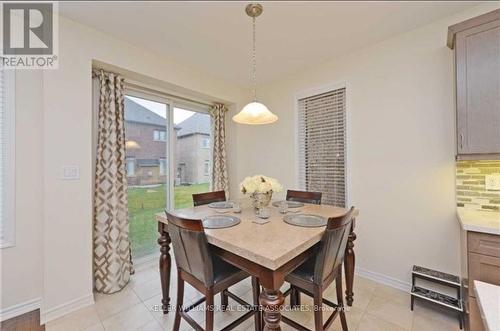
[252,16,257,102]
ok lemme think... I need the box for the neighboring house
[176,112,211,185]
[124,98,177,186]
[124,97,211,186]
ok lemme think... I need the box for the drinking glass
[258,207,270,219]
[233,202,241,213]
[279,201,288,214]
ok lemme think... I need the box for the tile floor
[46,259,461,331]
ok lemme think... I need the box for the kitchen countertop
[474,281,500,331]
[457,208,500,235]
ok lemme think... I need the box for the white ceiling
[60,1,478,87]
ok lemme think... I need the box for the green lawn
[128,183,209,258]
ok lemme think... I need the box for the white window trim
[1,70,16,249]
[294,81,351,207]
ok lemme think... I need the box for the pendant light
[233,3,278,125]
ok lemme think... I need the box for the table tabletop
[156,200,356,270]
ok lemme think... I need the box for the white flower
[258,181,272,193]
[240,175,282,194]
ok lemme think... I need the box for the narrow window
[204,160,210,176]
[201,137,210,148]
[298,87,346,206]
[159,158,166,175]
[126,158,135,176]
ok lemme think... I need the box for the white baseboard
[0,297,42,322]
[41,293,94,324]
[355,267,411,292]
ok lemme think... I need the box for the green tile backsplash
[456,160,500,211]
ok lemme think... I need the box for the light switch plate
[485,174,500,190]
[60,165,80,180]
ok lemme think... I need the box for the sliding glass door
[124,91,212,260]
[124,94,171,259]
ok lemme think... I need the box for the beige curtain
[92,69,130,294]
[209,103,229,197]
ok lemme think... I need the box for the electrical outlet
[485,174,500,190]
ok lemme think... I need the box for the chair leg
[173,270,184,331]
[221,291,229,312]
[336,271,348,331]
[206,288,215,331]
[313,286,324,331]
[251,276,262,331]
[290,286,301,308]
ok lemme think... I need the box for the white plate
[208,201,233,209]
[272,201,304,208]
[202,215,241,229]
[283,214,327,227]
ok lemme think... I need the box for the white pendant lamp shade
[233,3,278,125]
[233,101,278,125]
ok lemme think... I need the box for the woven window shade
[298,88,346,206]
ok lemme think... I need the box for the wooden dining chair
[282,207,356,331]
[192,190,226,207]
[286,190,322,205]
[166,211,260,331]
[287,189,323,306]
[191,190,235,309]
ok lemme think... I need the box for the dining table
[154,200,358,330]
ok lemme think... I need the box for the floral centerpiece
[240,175,283,209]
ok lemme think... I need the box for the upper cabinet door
[456,19,500,155]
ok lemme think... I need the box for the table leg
[251,276,262,331]
[158,222,171,314]
[344,221,357,307]
[260,285,284,331]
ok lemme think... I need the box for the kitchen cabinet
[448,9,500,158]
[467,297,485,331]
[458,208,500,331]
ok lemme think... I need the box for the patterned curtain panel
[209,103,229,198]
[92,69,131,294]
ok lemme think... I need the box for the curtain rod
[124,81,214,108]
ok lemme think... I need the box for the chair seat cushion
[212,255,245,284]
[285,255,316,284]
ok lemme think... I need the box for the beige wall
[0,71,44,314]
[39,17,247,322]
[234,3,500,287]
